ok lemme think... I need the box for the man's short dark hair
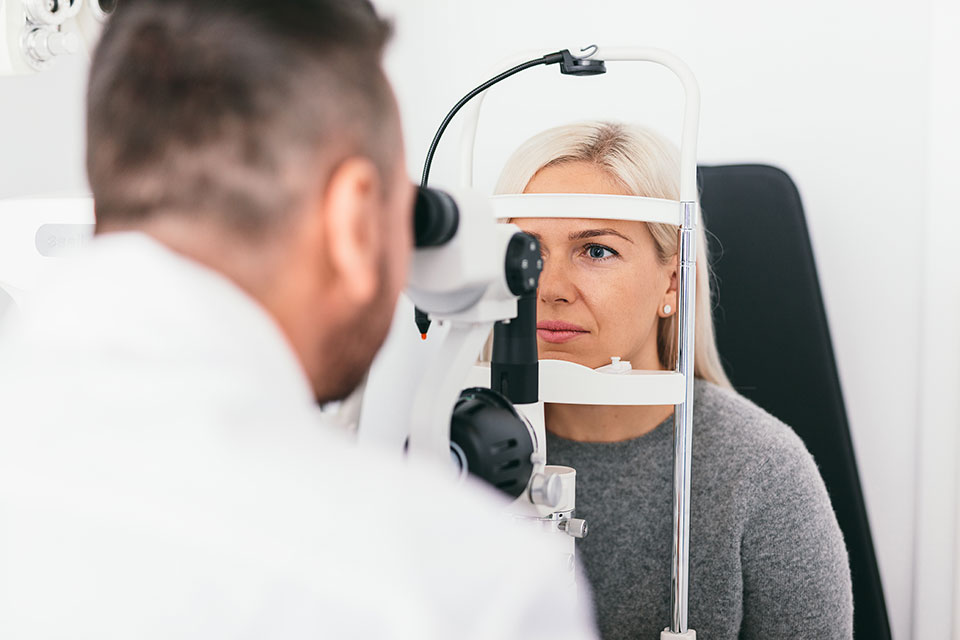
[87,0,395,237]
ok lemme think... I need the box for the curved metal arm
[458,46,701,203]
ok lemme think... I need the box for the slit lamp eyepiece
[414,187,459,248]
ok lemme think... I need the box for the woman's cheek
[611,274,659,334]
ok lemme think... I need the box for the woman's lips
[537,321,588,344]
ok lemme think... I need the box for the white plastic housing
[406,186,521,321]
[491,193,682,226]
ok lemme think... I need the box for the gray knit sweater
[547,380,853,640]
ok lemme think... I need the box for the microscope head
[407,186,541,323]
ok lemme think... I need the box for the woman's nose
[537,256,577,304]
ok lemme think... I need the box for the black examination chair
[698,164,892,640]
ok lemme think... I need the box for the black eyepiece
[414,187,459,248]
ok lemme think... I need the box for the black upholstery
[697,164,891,640]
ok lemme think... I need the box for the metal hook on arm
[577,44,599,59]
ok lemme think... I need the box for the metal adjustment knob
[23,27,79,69]
[45,30,79,55]
[529,472,562,508]
[559,517,588,539]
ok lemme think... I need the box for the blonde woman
[496,122,853,640]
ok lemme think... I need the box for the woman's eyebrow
[568,228,635,244]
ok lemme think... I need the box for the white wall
[1,1,955,637]
[0,53,89,198]
[915,0,960,637]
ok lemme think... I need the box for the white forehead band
[490,193,683,226]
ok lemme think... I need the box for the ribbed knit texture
[547,380,853,640]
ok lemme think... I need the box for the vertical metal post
[669,201,698,634]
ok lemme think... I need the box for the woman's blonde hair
[495,121,731,388]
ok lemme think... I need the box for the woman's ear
[658,258,679,318]
[322,157,383,305]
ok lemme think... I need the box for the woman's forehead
[513,217,646,243]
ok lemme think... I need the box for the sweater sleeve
[738,430,854,640]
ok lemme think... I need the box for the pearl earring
[663,304,672,315]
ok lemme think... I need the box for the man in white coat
[0,1,597,638]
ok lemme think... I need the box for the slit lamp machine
[357,46,703,640]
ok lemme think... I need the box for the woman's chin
[536,348,596,368]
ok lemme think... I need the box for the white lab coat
[0,232,597,639]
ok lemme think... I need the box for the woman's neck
[545,402,675,443]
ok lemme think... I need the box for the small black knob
[450,387,535,499]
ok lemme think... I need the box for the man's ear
[322,157,383,305]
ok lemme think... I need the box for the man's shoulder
[0,414,595,639]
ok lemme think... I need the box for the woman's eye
[585,245,617,260]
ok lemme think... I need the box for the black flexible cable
[420,52,564,187]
